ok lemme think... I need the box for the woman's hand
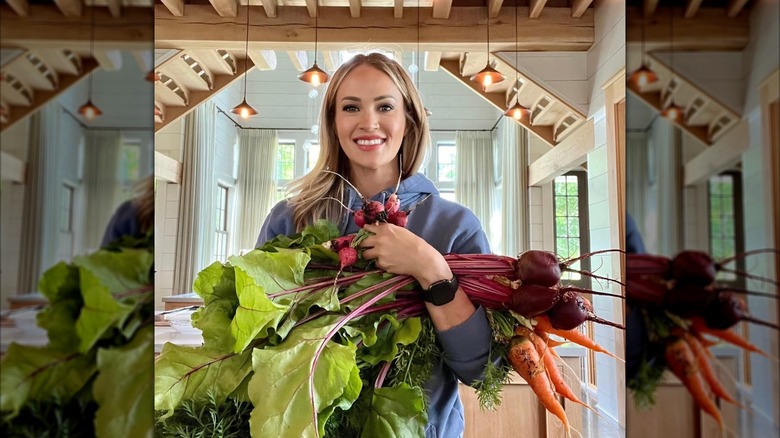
[360,222,451,288]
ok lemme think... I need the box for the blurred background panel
[626,0,779,436]
[1,1,154,309]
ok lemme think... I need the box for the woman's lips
[354,138,386,151]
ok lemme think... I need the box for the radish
[327,234,356,252]
[338,247,358,270]
[387,210,408,227]
[363,200,387,224]
[353,210,365,228]
[385,193,400,215]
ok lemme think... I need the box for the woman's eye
[342,105,359,112]
[378,104,394,112]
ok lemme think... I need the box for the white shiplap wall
[584,0,625,425]
[0,113,27,308]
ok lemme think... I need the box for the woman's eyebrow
[340,95,397,102]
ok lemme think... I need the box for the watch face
[422,276,458,306]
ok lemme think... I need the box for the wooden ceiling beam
[287,51,308,71]
[394,0,403,19]
[93,50,123,71]
[106,0,122,18]
[161,0,184,17]
[261,0,277,18]
[626,6,749,51]
[424,51,441,71]
[304,0,317,18]
[0,5,153,49]
[488,0,504,18]
[349,0,361,18]
[684,0,703,18]
[727,0,750,18]
[432,0,452,20]
[53,0,82,17]
[209,0,238,17]
[571,0,592,18]
[1,59,99,133]
[643,0,659,17]
[248,49,277,70]
[5,0,28,17]
[133,50,153,73]
[322,51,340,71]
[156,57,254,132]
[154,5,594,52]
[529,0,548,19]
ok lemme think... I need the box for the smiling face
[334,64,407,184]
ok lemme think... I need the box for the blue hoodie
[257,173,493,438]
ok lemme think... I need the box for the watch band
[420,275,459,306]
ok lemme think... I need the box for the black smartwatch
[420,275,459,306]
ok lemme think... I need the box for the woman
[257,53,492,438]
[100,175,154,247]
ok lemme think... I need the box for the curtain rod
[61,106,152,132]
[217,105,495,133]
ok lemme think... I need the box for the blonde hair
[131,175,154,235]
[287,53,430,231]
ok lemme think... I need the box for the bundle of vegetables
[626,249,780,430]
[154,216,625,438]
[0,232,154,437]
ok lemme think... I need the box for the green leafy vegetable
[361,385,427,438]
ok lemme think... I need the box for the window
[275,141,296,202]
[425,140,456,202]
[708,172,744,285]
[214,184,229,263]
[58,184,75,261]
[553,172,590,286]
[304,141,320,174]
[118,141,141,201]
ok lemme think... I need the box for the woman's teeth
[356,139,384,146]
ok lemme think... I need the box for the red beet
[703,292,745,330]
[664,283,714,317]
[508,284,560,318]
[626,274,668,306]
[515,251,561,287]
[547,291,588,330]
[671,251,716,286]
[626,253,672,279]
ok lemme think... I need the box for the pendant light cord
[640,10,646,65]
[486,7,490,59]
[314,6,319,64]
[243,4,250,99]
[514,1,519,84]
[88,3,95,100]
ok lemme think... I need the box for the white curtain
[455,131,495,244]
[173,101,216,294]
[234,129,278,252]
[82,130,121,251]
[19,105,61,293]
[499,121,530,257]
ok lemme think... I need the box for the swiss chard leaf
[0,344,96,419]
[93,325,154,438]
[361,384,427,438]
[192,262,238,352]
[229,250,310,352]
[248,317,361,438]
[154,344,253,419]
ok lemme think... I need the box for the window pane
[276,143,295,180]
[305,142,320,173]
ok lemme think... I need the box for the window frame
[423,137,457,201]
[213,183,230,263]
[707,170,745,288]
[552,170,591,289]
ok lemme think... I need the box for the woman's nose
[359,109,379,130]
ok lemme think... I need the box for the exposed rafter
[248,50,277,70]
[287,51,308,72]
[432,0,452,19]
[684,0,703,18]
[53,0,82,17]
[626,6,749,51]
[260,0,277,18]
[488,0,504,18]
[727,0,750,18]
[530,0,548,19]
[348,0,361,18]
[643,0,659,17]
[106,0,122,18]
[571,0,593,18]
[5,0,29,17]
[209,0,238,17]
[161,0,185,17]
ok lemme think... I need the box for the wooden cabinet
[627,355,740,438]
[460,356,583,438]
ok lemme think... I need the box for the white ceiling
[211,50,502,131]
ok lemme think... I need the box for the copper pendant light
[628,9,658,88]
[231,4,258,119]
[299,5,329,86]
[79,4,102,121]
[504,1,528,120]
[470,5,505,92]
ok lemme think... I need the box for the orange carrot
[690,317,768,357]
[665,338,724,430]
[674,329,741,407]
[533,315,623,362]
[508,335,571,436]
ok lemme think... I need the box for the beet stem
[717,248,780,266]
[562,286,625,299]
[563,268,627,287]
[717,267,780,287]
[323,169,364,199]
[743,317,780,331]
[587,315,625,330]
[562,248,626,265]
[715,287,779,300]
